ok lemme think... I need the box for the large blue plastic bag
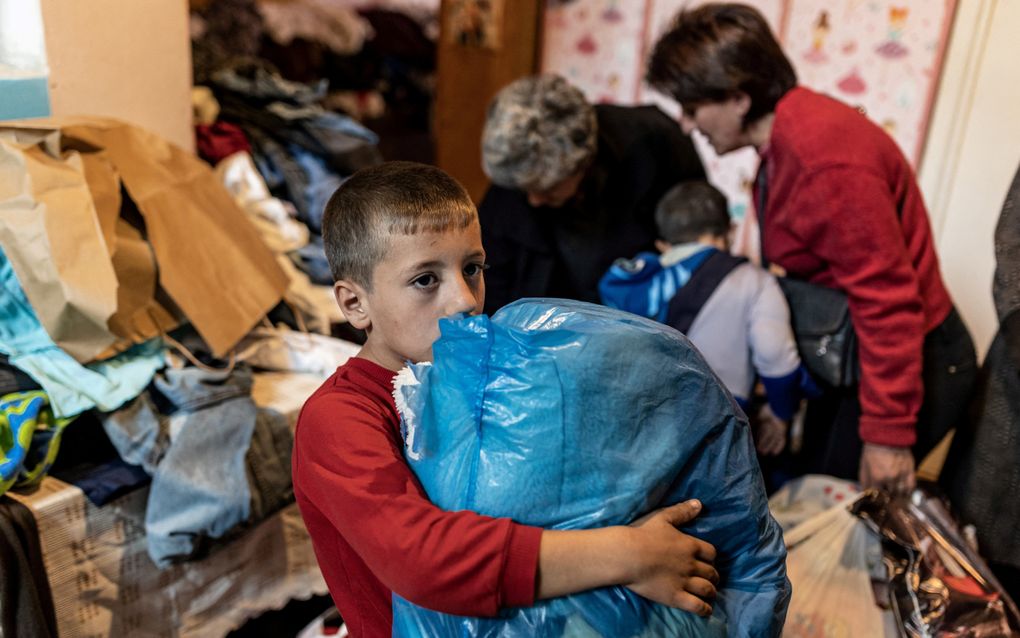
[392,299,790,637]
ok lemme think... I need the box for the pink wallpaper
[541,1,649,104]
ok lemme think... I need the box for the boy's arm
[538,500,718,616]
[295,391,539,617]
[749,272,802,422]
[295,392,717,617]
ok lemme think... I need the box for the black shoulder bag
[757,169,859,388]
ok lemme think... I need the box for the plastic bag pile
[392,299,790,637]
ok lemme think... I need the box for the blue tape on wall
[0,76,51,121]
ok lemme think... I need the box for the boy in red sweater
[292,161,719,638]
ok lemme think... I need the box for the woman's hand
[859,443,915,495]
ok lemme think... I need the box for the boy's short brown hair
[321,161,477,288]
[655,181,730,244]
[646,3,796,126]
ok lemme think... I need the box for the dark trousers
[797,307,978,481]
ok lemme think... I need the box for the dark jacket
[477,104,705,314]
[943,164,1020,569]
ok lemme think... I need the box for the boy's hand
[624,500,718,616]
[754,404,788,456]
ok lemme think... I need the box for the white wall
[39,0,193,151]
[919,0,1020,356]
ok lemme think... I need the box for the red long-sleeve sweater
[293,357,543,638]
[755,87,953,448]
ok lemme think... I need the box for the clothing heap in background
[0,117,362,637]
[189,0,438,330]
[191,0,438,193]
[0,2,438,635]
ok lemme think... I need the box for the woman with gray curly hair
[477,74,705,314]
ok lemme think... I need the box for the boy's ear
[334,279,371,330]
[654,239,672,254]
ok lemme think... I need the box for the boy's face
[335,221,487,371]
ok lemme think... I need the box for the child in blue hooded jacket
[600,180,814,457]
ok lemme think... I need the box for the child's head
[322,161,487,370]
[654,181,731,249]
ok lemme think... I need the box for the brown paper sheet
[63,119,289,358]
[0,135,119,362]
[1,117,288,360]
[80,151,181,361]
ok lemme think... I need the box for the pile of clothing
[190,0,425,345]
[188,0,439,302]
[0,119,358,570]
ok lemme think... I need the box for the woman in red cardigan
[646,3,976,495]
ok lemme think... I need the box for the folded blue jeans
[101,364,292,567]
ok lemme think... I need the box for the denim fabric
[253,145,284,191]
[64,459,150,507]
[267,102,378,143]
[290,146,344,231]
[101,364,293,567]
[0,248,166,418]
[100,392,167,474]
[147,366,257,565]
[245,126,312,218]
[212,65,381,222]
[212,64,326,105]
[276,105,383,176]
[0,356,40,396]
[295,116,383,178]
[292,235,334,286]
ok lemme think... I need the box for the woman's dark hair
[646,3,796,126]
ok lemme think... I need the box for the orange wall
[434,0,542,202]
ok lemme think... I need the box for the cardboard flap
[0,137,119,362]
[62,119,288,357]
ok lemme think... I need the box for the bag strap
[147,308,237,374]
[756,165,770,268]
[665,251,747,334]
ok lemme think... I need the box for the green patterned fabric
[1,391,76,495]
